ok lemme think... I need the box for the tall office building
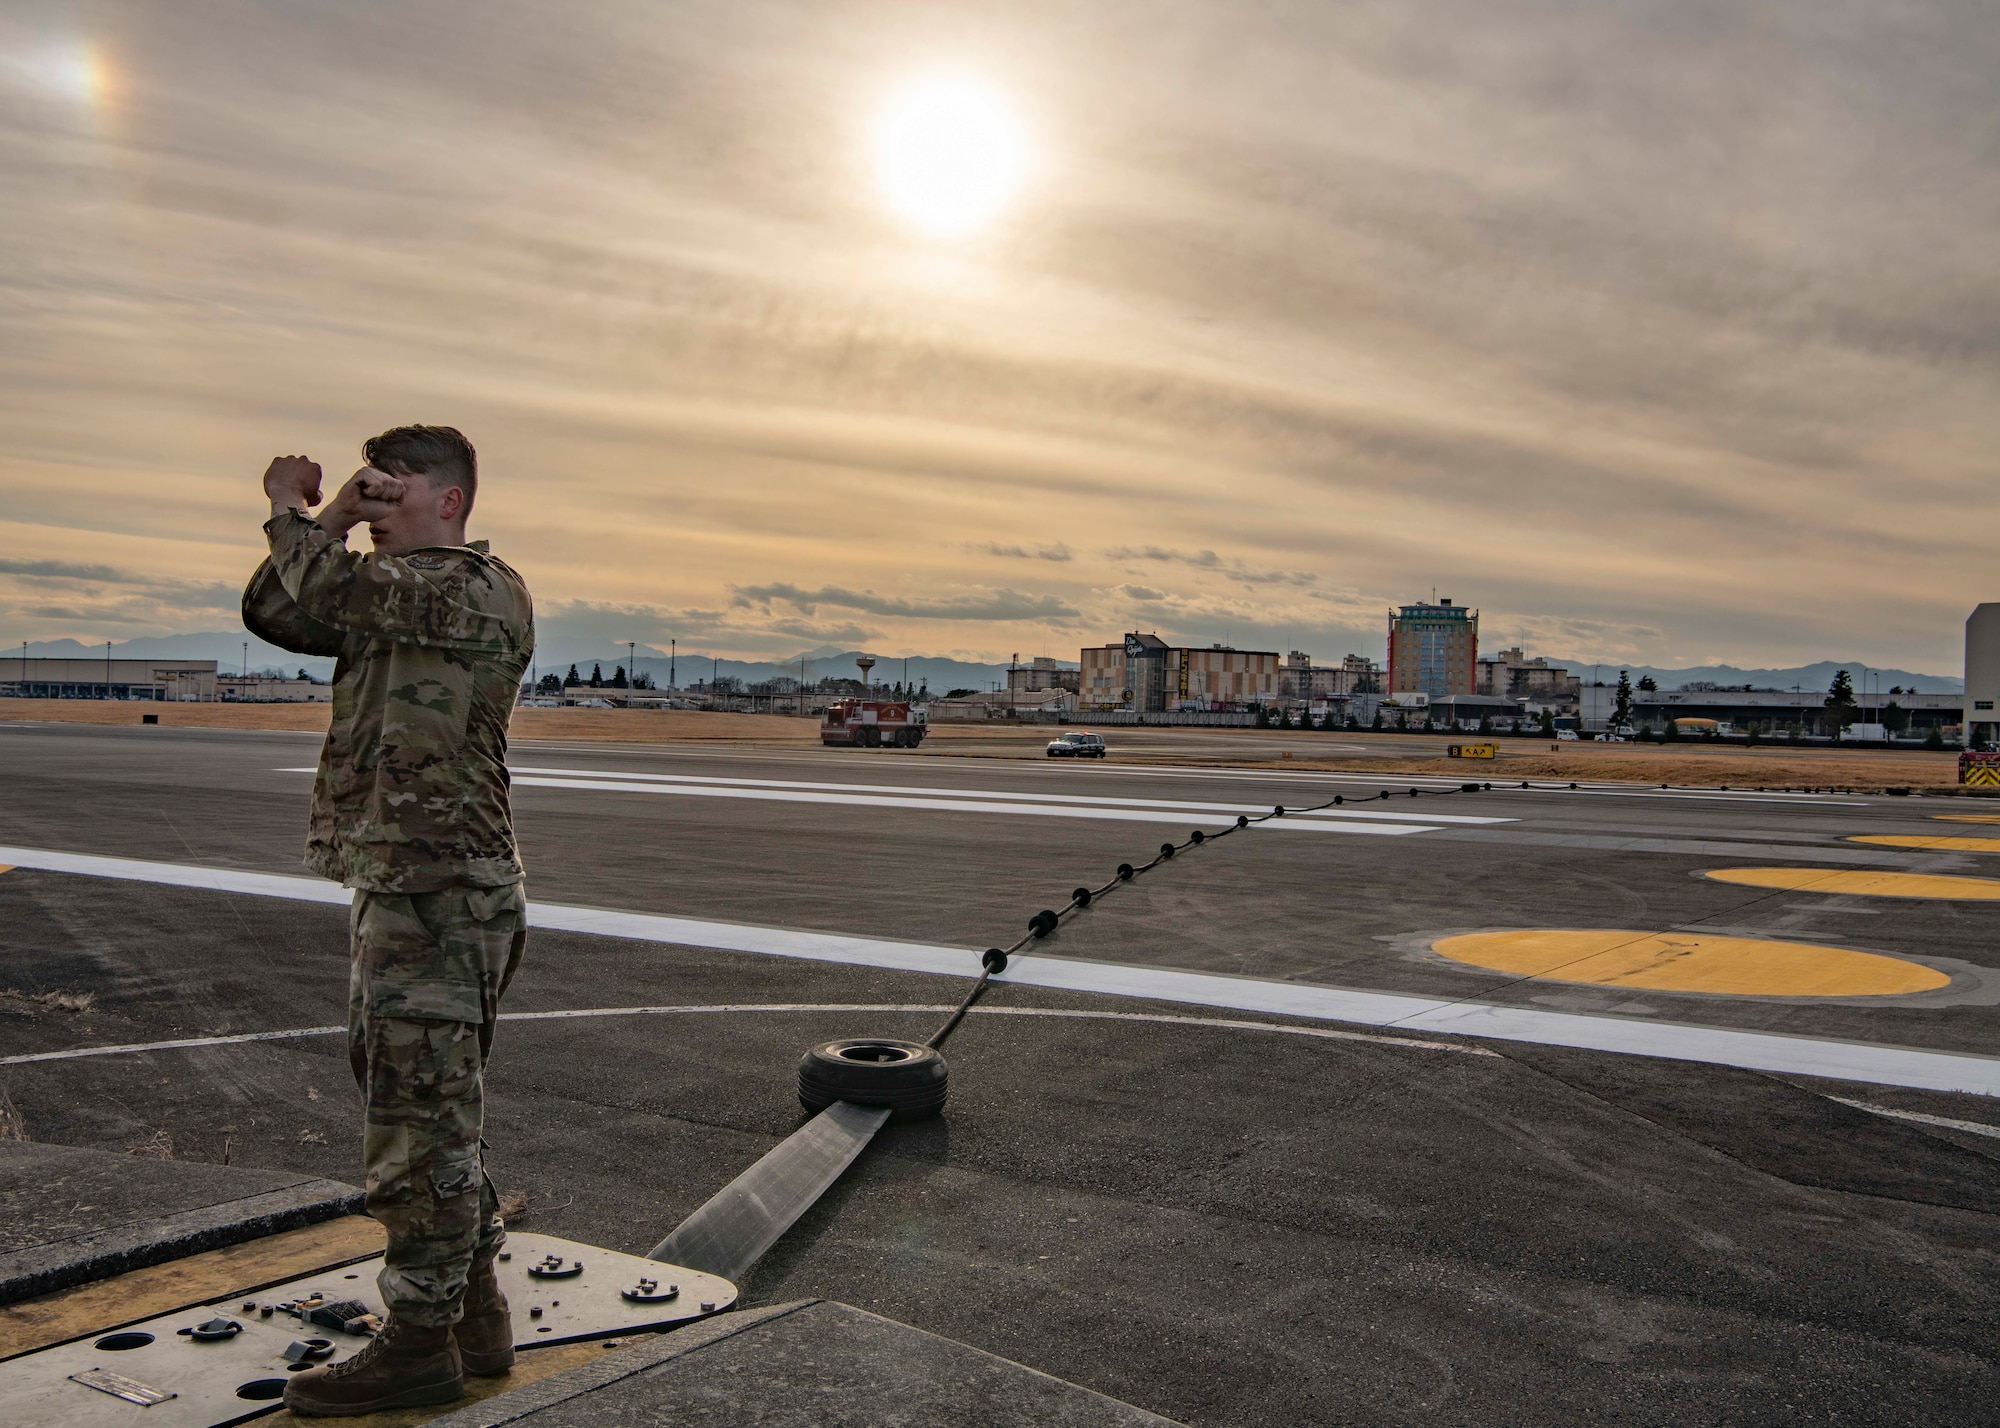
[1387,599,1478,698]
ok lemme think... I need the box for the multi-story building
[1475,648,1581,709]
[1080,635,1279,712]
[1387,599,1477,698]
[1006,656,1081,694]
[1278,652,1383,702]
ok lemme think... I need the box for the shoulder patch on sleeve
[406,554,448,570]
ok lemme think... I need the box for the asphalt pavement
[2,720,1998,1424]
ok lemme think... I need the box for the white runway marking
[3,845,1996,1094]
[503,765,1515,826]
[511,742,1469,787]
[0,1003,1493,1066]
[501,743,1873,805]
[1826,1097,2000,1139]
[1541,787,1870,807]
[275,768,1463,835]
[524,777,1446,835]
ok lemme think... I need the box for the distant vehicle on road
[1556,729,1580,741]
[822,698,927,748]
[1046,731,1107,759]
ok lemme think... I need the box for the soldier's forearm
[313,508,363,540]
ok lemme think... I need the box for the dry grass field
[2,700,1976,791]
[1,699,337,733]
[0,700,820,744]
[1280,744,1965,792]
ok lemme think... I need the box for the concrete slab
[423,1299,1183,1428]
[0,1142,360,1305]
[6,725,2000,1423]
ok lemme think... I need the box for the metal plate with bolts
[0,1234,736,1428]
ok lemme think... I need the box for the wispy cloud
[0,558,127,581]
[731,583,1079,623]
[0,553,244,641]
[1104,547,1318,588]
[536,600,877,657]
[969,542,1073,562]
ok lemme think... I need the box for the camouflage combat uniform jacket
[243,509,535,896]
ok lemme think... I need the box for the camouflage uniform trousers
[347,881,528,1328]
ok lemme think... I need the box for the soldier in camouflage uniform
[244,426,534,1416]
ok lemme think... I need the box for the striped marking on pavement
[1,846,1996,1095]
[0,1003,1494,1067]
[1704,867,2000,900]
[1848,834,2000,853]
[506,766,1515,826]
[275,768,1488,836]
[1433,928,1948,997]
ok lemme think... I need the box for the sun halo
[871,74,1028,240]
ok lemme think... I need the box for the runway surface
[3,721,1998,1423]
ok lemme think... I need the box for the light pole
[628,641,636,691]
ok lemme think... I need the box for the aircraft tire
[797,1039,948,1122]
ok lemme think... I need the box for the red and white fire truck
[820,699,927,748]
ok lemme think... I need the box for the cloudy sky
[4,0,1996,670]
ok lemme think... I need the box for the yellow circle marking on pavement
[1704,866,2000,900]
[1934,814,2000,825]
[1847,834,2000,852]
[1433,929,1947,997]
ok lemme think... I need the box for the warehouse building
[0,656,218,701]
[218,675,331,703]
[1967,605,2000,748]
[1578,684,1962,735]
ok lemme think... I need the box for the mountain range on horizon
[1544,658,1960,694]
[7,634,1965,696]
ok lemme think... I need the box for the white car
[1046,732,1108,759]
[1555,729,1580,741]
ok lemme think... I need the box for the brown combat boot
[283,1317,463,1417]
[454,1256,516,1376]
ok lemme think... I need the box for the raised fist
[263,455,323,508]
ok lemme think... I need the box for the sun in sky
[871,73,1028,239]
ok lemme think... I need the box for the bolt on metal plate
[0,1234,736,1428]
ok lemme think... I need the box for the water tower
[855,655,875,694]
